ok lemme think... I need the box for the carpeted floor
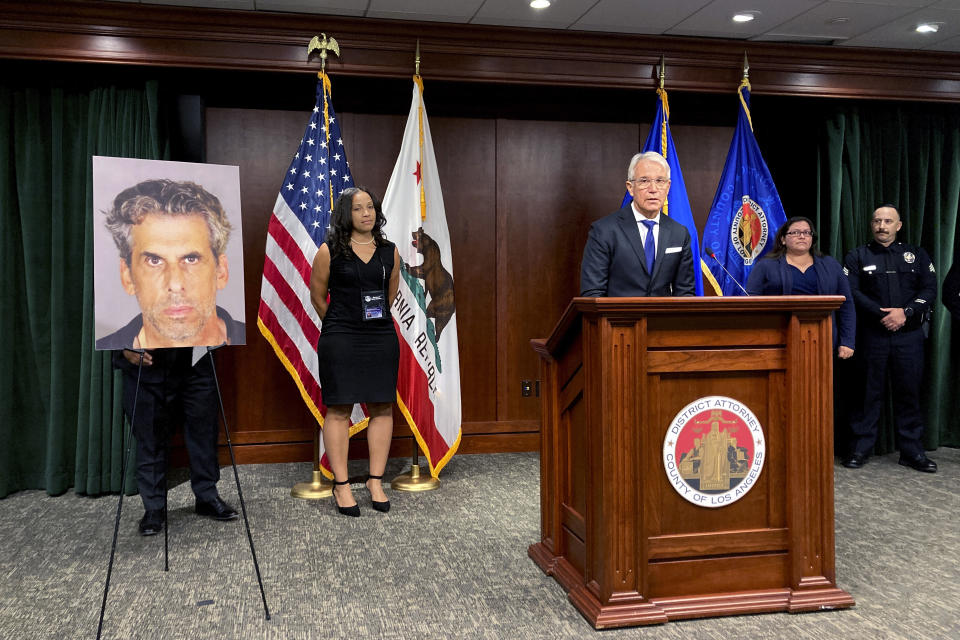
[0,448,957,640]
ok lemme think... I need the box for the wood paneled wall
[4,1,960,102]
[205,105,730,462]
[5,0,958,463]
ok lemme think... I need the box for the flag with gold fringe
[382,76,462,477]
[257,72,367,475]
[701,79,787,295]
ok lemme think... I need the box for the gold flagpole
[292,33,343,500]
[739,53,753,131]
[392,39,439,493]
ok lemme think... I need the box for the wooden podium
[529,297,854,628]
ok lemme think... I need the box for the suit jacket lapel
[616,207,650,274]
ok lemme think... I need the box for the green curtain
[817,102,960,453]
[0,79,169,498]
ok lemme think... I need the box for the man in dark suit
[115,347,239,535]
[580,151,695,297]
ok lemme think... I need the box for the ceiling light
[530,0,551,9]
[732,11,759,24]
[827,17,849,25]
[916,23,940,34]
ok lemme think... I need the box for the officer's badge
[904,252,916,264]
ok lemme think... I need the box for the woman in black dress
[309,187,401,516]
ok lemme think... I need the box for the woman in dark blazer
[747,216,855,359]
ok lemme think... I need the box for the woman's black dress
[316,241,400,405]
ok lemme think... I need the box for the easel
[96,346,270,639]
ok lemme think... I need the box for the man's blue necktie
[641,219,656,274]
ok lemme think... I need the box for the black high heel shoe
[366,475,391,513]
[332,479,360,517]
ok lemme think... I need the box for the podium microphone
[705,248,750,296]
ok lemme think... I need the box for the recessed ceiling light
[530,0,551,9]
[732,11,760,24]
[916,22,941,34]
[827,17,849,25]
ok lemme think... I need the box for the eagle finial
[307,33,341,72]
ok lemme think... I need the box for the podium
[529,297,854,628]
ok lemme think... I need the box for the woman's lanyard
[355,246,387,321]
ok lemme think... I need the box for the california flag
[382,77,462,477]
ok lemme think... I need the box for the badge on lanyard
[357,250,387,322]
[362,290,386,320]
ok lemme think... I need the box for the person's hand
[838,346,854,359]
[880,307,906,331]
[122,349,153,366]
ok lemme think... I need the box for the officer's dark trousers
[121,358,221,511]
[849,327,926,458]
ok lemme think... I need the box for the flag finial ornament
[415,38,421,77]
[742,52,750,81]
[307,33,341,74]
[658,54,666,90]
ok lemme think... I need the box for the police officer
[842,205,937,472]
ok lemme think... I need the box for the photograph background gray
[92,156,247,347]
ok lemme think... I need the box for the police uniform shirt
[843,240,937,332]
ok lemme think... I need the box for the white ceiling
[110,0,960,52]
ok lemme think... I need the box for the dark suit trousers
[849,328,926,458]
[121,357,221,511]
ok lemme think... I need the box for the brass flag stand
[291,427,332,499]
[391,439,439,492]
[290,32,341,501]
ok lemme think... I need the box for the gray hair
[627,151,670,181]
[104,179,232,266]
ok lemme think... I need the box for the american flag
[257,73,368,468]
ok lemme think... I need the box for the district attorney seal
[662,396,766,508]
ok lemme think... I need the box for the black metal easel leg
[206,348,271,620]
[97,352,146,640]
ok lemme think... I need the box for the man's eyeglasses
[786,230,814,237]
[630,178,669,189]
